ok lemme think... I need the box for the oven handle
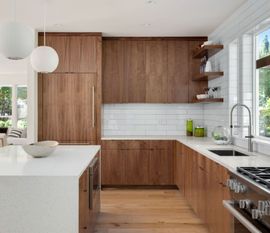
[223,200,262,233]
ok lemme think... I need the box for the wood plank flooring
[94,189,209,233]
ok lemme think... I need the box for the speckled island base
[0,145,100,233]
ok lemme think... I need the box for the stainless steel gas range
[224,167,270,233]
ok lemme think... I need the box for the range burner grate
[237,167,270,190]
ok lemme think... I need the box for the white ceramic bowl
[201,41,213,47]
[22,141,59,158]
[196,94,209,99]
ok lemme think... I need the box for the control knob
[239,199,252,209]
[251,209,263,220]
[258,200,270,216]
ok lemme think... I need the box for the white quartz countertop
[101,135,180,140]
[0,145,100,177]
[175,136,270,172]
[175,136,270,194]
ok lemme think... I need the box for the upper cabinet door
[102,40,126,103]
[69,36,98,73]
[145,41,168,103]
[40,34,99,73]
[125,40,146,103]
[44,35,70,73]
[167,41,189,103]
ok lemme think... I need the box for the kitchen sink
[208,149,249,157]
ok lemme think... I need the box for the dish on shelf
[201,41,213,47]
[196,94,209,99]
[22,141,59,158]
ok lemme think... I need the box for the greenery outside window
[17,86,27,129]
[0,86,12,128]
[0,85,27,130]
[256,28,270,138]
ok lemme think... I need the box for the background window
[256,28,270,138]
[0,85,27,130]
[17,86,27,129]
[0,86,12,128]
[256,28,270,59]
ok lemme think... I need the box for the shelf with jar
[193,42,224,82]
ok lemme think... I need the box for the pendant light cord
[43,0,47,46]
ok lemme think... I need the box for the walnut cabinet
[175,141,233,233]
[102,38,207,103]
[38,33,102,144]
[101,140,174,185]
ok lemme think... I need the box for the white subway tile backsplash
[102,104,203,137]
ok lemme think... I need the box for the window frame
[254,25,270,141]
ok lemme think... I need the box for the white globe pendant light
[30,1,59,73]
[30,46,59,73]
[0,0,34,60]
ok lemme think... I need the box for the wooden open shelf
[193,72,224,81]
[192,98,224,103]
[193,45,224,59]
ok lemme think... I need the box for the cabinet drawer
[101,140,122,150]
[149,140,173,149]
[121,140,149,150]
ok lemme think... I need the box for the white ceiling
[0,0,247,36]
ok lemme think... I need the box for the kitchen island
[0,145,101,233]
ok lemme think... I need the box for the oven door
[223,200,270,233]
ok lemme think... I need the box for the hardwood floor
[94,189,209,233]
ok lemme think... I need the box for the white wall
[102,104,204,137]
[205,0,270,154]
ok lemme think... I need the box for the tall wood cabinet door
[167,41,189,102]
[149,148,174,185]
[69,36,98,73]
[43,35,70,72]
[188,41,207,102]
[68,74,97,143]
[101,149,125,185]
[102,40,126,103]
[39,73,96,143]
[124,149,149,185]
[145,41,168,103]
[125,40,146,102]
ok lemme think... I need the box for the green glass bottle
[186,119,193,136]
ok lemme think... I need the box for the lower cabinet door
[197,167,207,222]
[149,149,174,185]
[101,140,174,186]
[79,169,90,233]
[101,149,125,185]
[124,149,150,185]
